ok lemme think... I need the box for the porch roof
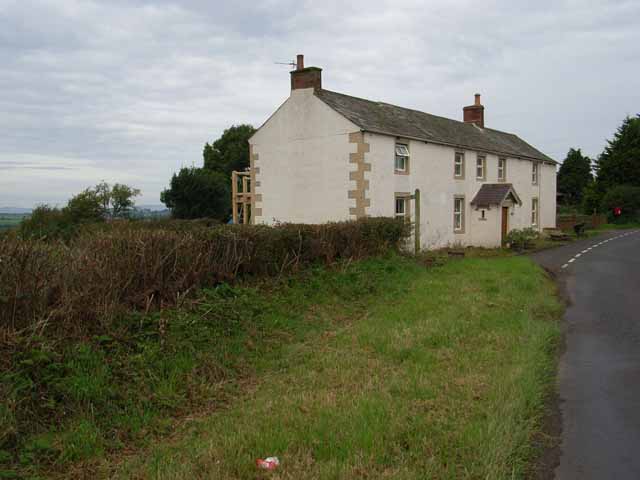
[470,183,522,208]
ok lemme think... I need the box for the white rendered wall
[250,90,557,248]
[250,88,359,224]
[365,133,557,249]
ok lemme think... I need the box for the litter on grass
[256,457,280,470]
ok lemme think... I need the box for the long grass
[109,255,562,480]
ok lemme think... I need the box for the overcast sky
[1,0,639,208]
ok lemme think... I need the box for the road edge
[527,265,568,480]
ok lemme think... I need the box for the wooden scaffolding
[231,170,252,224]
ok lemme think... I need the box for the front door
[501,206,509,244]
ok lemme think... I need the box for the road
[533,230,640,480]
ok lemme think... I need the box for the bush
[601,185,640,223]
[505,228,540,250]
[0,217,409,335]
[19,205,72,240]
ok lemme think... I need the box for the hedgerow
[0,217,409,336]
[0,217,408,476]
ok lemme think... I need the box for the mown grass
[107,255,562,480]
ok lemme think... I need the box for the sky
[1,0,639,208]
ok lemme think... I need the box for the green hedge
[0,218,409,335]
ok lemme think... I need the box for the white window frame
[476,155,486,180]
[454,196,465,233]
[395,144,409,173]
[531,198,539,226]
[395,196,408,219]
[532,162,539,185]
[498,157,506,181]
[454,151,464,178]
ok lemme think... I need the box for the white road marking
[560,231,639,271]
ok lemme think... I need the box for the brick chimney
[290,54,322,91]
[463,93,484,128]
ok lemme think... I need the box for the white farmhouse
[240,55,556,249]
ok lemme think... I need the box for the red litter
[256,457,280,470]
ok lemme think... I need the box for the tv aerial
[275,60,296,70]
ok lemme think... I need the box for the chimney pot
[474,93,481,106]
[296,54,304,70]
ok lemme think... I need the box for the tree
[601,185,640,223]
[203,124,256,176]
[63,188,106,224]
[160,167,230,220]
[594,115,640,190]
[19,182,141,240]
[111,183,141,218]
[581,181,602,214]
[94,181,112,214]
[557,148,593,205]
[161,124,255,221]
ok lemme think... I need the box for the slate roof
[315,89,555,163]
[470,183,522,208]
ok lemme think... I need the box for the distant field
[0,214,27,230]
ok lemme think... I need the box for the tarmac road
[532,230,640,480]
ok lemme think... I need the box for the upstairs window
[454,151,465,178]
[476,155,486,180]
[498,158,506,181]
[532,162,539,185]
[531,198,539,226]
[395,144,409,173]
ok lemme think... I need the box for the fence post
[413,188,421,254]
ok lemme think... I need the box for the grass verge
[106,254,562,480]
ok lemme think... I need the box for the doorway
[501,206,509,244]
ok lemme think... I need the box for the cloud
[1,0,639,207]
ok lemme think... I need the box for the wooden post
[231,171,238,224]
[242,176,250,224]
[413,188,421,254]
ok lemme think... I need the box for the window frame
[453,195,465,233]
[395,193,410,222]
[394,143,410,174]
[476,154,486,181]
[532,162,539,185]
[498,157,507,182]
[454,151,465,179]
[531,197,539,226]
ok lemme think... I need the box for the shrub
[505,228,540,250]
[19,205,72,240]
[0,218,409,336]
[600,185,640,223]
